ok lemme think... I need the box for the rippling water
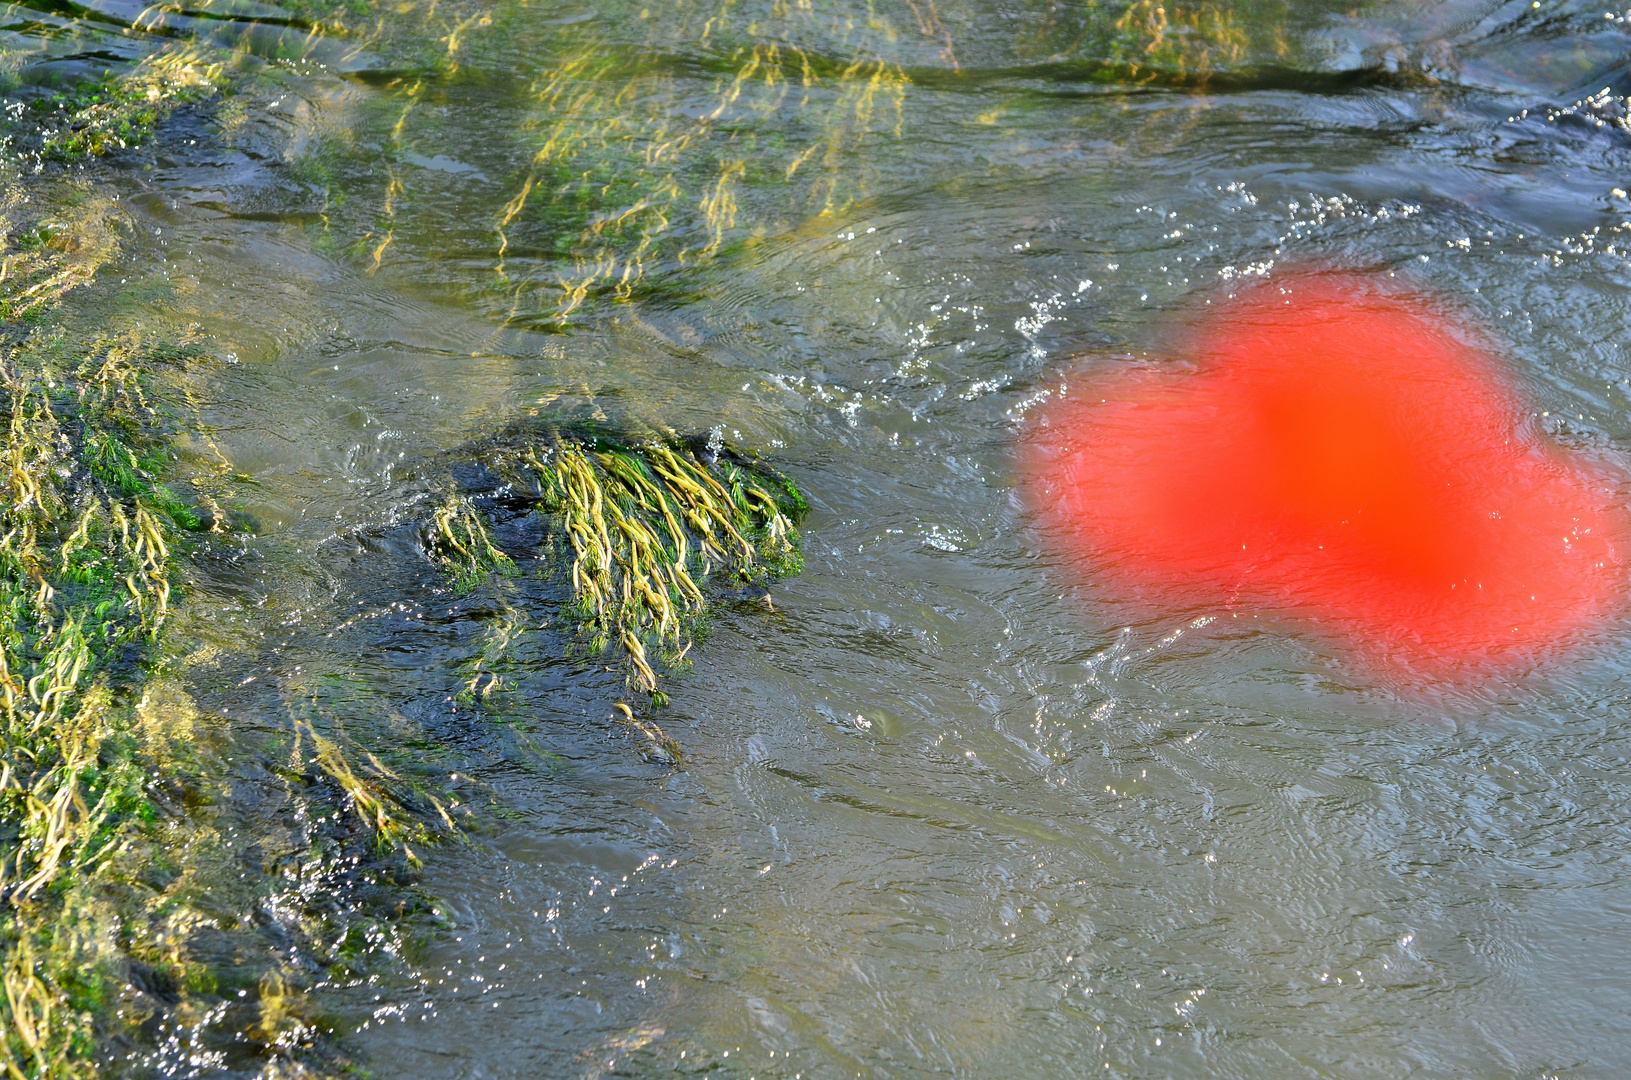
[11,0,1631,1074]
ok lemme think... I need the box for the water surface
[13,0,1631,1075]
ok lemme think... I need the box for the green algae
[429,498,517,594]
[240,0,1320,326]
[0,259,209,1074]
[0,93,395,1076]
[36,49,225,161]
[0,41,231,167]
[215,0,917,323]
[468,424,807,699]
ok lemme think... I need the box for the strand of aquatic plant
[491,13,911,322]
[0,323,202,1076]
[283,0,916,321]
[416,431,802,773]
[0,183,126,323]
[521,436,804,697]
[432,431,803,706]
[429,498,516,592]
[1015,0,1283,85]
[0,140,380,1076]
[474,0,1268,318]
[34,45,227,161]
[0,289,384,1080]
[251,0,1281,325]
[1101,0,1252,83]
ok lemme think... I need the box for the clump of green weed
[428,499,516,593]
[0,348,194,1073]
[36,46,226,160]
[0,167,359,1075]
[446,426,806,700]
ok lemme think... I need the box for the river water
[12,0,1631,1075]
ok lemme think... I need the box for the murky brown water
[11,0,1631,1075]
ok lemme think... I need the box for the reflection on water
[10,0,1631,1074]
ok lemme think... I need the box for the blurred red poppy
[1024,274,1629,665]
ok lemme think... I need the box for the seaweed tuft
[34,48,226,161]
[428,420,807,703]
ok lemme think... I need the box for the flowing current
[9,0,1631,1075]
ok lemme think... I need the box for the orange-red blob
[1024,275,1631,665]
